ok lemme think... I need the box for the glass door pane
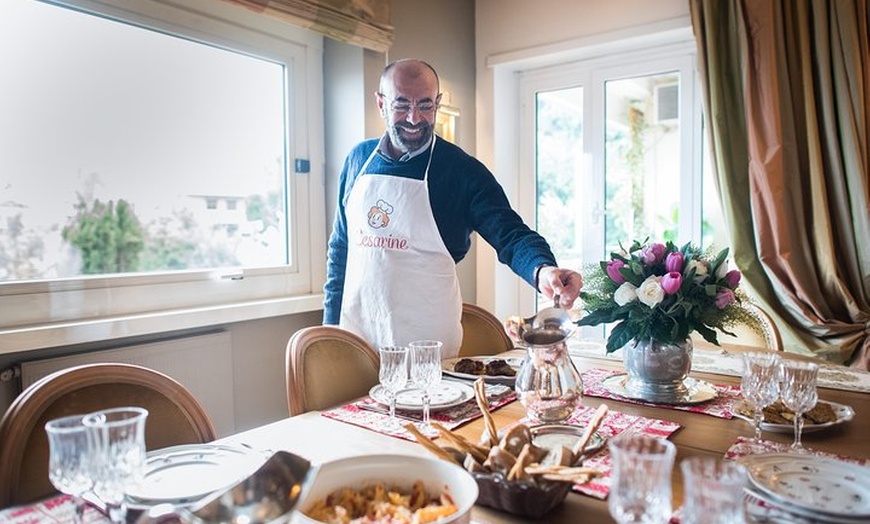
[535,87,584,271]
[604,72,681,252]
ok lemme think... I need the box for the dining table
[3,341,868,523]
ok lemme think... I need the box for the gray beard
[387,122,432,154]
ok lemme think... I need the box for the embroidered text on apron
[339,137,463,357]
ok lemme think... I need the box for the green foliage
[62,195,144,274]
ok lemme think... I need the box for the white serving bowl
[292,454,478,524]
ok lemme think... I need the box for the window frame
[0,0,326,351]
[486,23,700,319]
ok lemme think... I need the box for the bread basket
[472,471,571,518]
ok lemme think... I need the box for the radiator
[19,331,235,436]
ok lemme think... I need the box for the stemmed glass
[779,360,819,452]
[409,340,443,430]
[45,414,96,524]
[378,346,409,426]
[607,432,676,524]
[84,407,149,524]
[740,352,781,443]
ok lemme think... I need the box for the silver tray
[732,399,854,433]
[601,373,718,405]
[530,423,606,464]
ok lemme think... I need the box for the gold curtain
[221,0,393,52]
[690,0,870,368]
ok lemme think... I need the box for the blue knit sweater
[323,136,557,324]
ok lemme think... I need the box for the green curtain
[690,0,870,368]
[220,0,393,52]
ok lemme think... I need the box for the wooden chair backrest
[458,303,514,357]
[0,362,217,508]
[285,325,380,417]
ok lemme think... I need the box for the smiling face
[377,60,441,158]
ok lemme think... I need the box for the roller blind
[222,0,392,52]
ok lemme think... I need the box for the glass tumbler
[84,407,149,524]
[680,456,748,524]
[607,433,676,524]
[45,414,96,524]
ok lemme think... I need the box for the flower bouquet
[576,240,749,353]
[576,240,754,403]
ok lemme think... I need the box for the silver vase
[623,337,693,404]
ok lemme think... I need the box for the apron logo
[358,199,408,250]
[367,199,393,229]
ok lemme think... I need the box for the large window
[0,0,324,341]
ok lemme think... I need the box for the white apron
[339,137,463,358]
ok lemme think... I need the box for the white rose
[613,282,638,306]
[636,276,665,307]
[687,259,709,283]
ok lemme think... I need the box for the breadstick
[507,443,534,481]
[473,378,499,447]
[525,465,601,476]
[432,422,489,463]
[403,423,459,464]
[572,403,609,457]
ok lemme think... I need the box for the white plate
[742,453,870,519]
[126,443,264,508]
[369,380,475,412]
[732,399,854,433]
[440,356,523,385]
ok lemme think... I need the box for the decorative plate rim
[741,453,870,519]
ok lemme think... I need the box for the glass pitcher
[515,312,583,424]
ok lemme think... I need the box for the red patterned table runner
[509,404,682,500]
[321,382,516,441]
[0,494,107,524]
[582,367,741,419]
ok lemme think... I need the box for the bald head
[379,59,440,98]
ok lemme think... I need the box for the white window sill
[0,294,324,356]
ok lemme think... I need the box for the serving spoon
[134,451,312,524]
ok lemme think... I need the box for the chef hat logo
[367,199,394,229]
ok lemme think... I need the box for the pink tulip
[641,243,666,264]
[725,269,742,288]
[715,288,736,309]
[661,271,682,295]
[606,260,626,284]
[665,251,684,273]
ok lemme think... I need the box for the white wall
[473,0,691,318]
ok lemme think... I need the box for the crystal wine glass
[779,360,819,452]
[84,407,149,524]
[607,432,676,524]
[409,340,442,430]
[45,414,96,524]
[740,352,781,443]
[378,345,409,426]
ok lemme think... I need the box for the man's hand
[538,266,583,308]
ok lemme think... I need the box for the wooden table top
[224,346,869,524]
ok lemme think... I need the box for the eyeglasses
[378,93,439,115]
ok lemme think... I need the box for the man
[324,58,581,357]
